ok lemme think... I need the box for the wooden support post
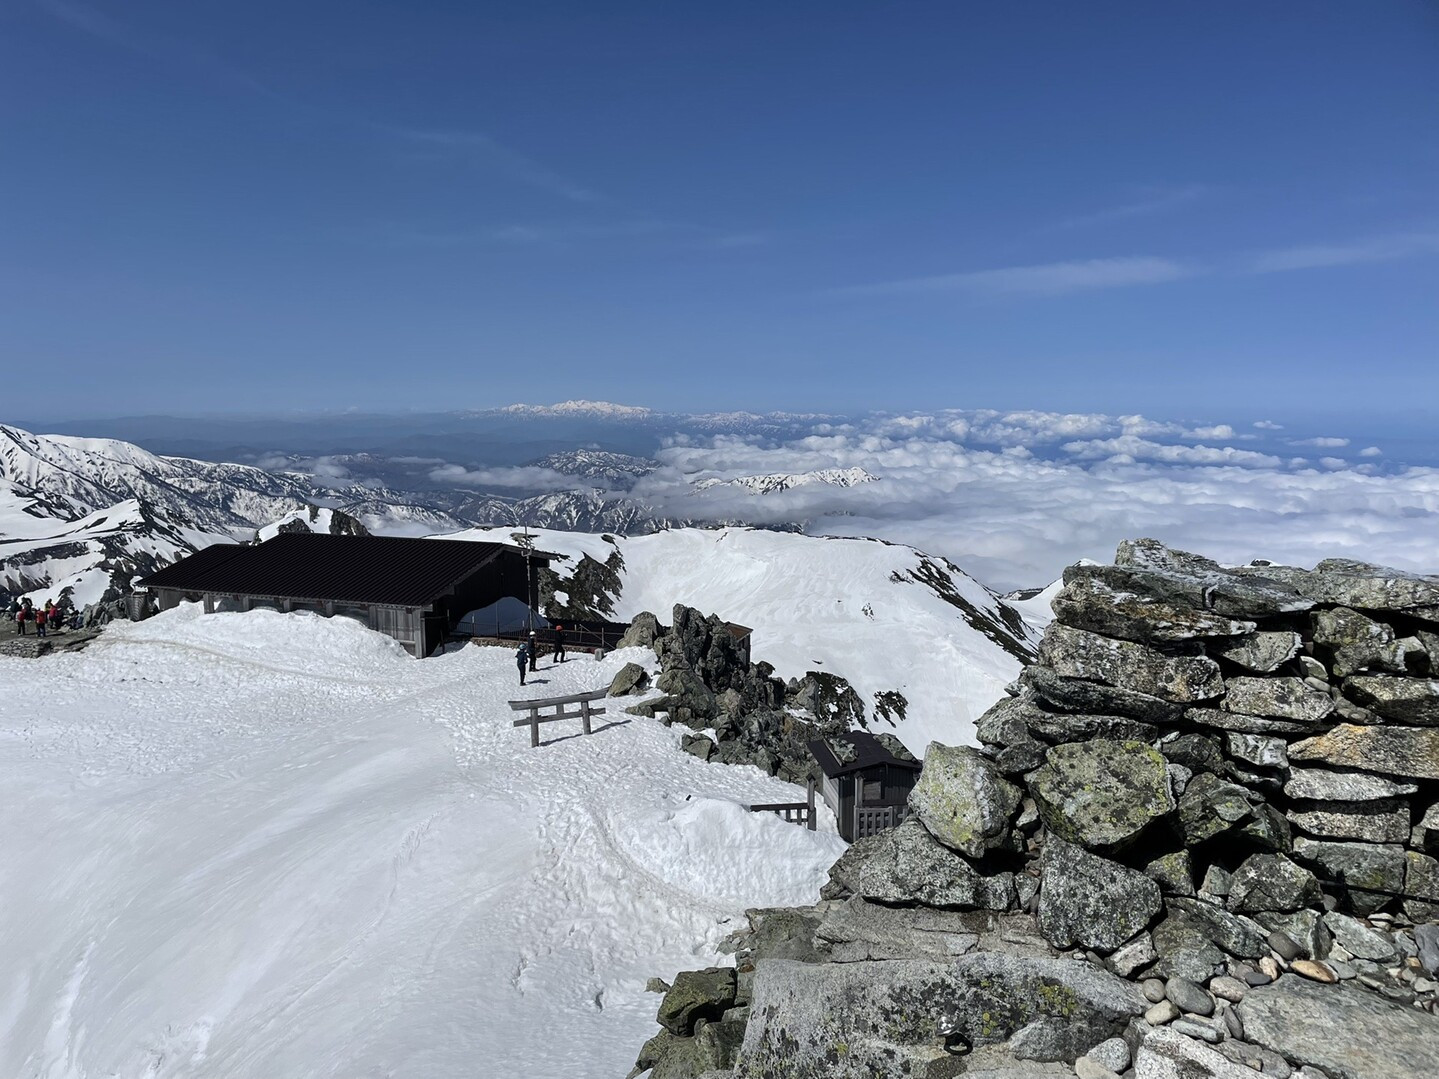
[807,779,817,831]
[528,707,540,748]
[581,698,592,735]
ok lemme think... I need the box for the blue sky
[4,1,1436,419]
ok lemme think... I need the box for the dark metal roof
[807,731,922,778]
[139,534,550,607]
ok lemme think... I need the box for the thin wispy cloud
[1056,183,1210,230]
[1249,230,1439,273]
[388,128,602,204]
[830,256,1193,299]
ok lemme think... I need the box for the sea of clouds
[618,410,1439,591]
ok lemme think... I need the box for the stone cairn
[631,540,1439,1079]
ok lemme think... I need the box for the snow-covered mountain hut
[139,534,555,657]
[807,731,922,842]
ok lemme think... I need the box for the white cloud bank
[626,410,1437,591]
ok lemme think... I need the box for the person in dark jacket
[527,631,538,673]
[516,641,529,686]
[553,623,566,664]
[12,604,23,636]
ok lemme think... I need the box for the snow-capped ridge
[694,466,879,495]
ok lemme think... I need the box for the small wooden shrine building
[138,533,554,658]
[807,730,922,842]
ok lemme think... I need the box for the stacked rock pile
[609,604,884,784]
[631,541,1439,1079]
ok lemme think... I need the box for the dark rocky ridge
[631,540,1439,1079]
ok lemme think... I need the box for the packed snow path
[0,607,846,1078]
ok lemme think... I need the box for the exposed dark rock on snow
[633,541,1439,1079]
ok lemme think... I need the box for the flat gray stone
[1021,665,1184,724]
[1168,897,1269,958]
[1311,608,1405,678]
[732,953,1144,1079]
[1322,913,1396,962]
[813,897,984,963]
[1213,631,1302,673]
[1225,732,1288,768]
[1238,976,1439,1079]
[1404,850,1439,922]
[1164,976,1214,1015]
[1040,624,1224,703]
[1029,739,1175,851]
[1134,1025,1254,1078]
[1038,837,1163,952]
[1299,557,1439,609]
[1185,708,1316,736]
[1176,773,1255,845]
[1341,676,1439,726]
[1222,677,1334,723]
[1286,799,1410,843]
[1052,573,1256,642]
[1283,767,1418,802]
[908,742,1022,858]
[1289,723,1439,780]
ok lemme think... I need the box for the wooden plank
[509,706,607,728]
[506,688,608,711]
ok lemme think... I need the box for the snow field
[0,606,846,1078]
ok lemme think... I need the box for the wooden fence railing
[508,688,609,747]
[749,780,818,831]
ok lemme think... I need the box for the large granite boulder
[733,954,1144,1079]
[608,662,651,696]
[1289,722,1439,780]
[1040,625,1224,703]
[1291,837,1406,916]
[824,818,1015,910]
[908,743,1023,859]
[618,611,662,650]
[1238,976,1439,1079]
[1286,799,1410,843]
[1029,740,1175,851]
[657,967,738,1035]
[1038,837,1163,952]
[1295,557,1439,610]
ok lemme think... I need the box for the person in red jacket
[12,606,23,636]
[34,604,47,639]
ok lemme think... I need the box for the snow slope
[446,527,1038,754]
[0,606,845,1078]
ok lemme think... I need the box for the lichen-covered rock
[657,968,738,1035]
[1144,851,1195,896]
[1221,677,1334,724]
[1040,625,1224,703]
[1282,767,1418,802]
[1311,607,1407,677]
[732,954,1144,1079]
[1291,837,1406,916]
[1225,853,1322,914]
[1238,976,1439,1079]
[1296,557,1439,609]
[1286,799,1411,843]
[812,897,987,963]
[1404,850,1439,922]
[1289,722,1439,780]
[656,666,717,724]
[1149,907,1228,982]
[1183,707,1314,736]
[1021,664,1183,724]
[1166,897,1268,957]
[823,818,1014,910]
[1211,630,1302,674]
[1051,573,1256,642]
[1029,740,1175,851]
[1017,705,1159,746]
[1175,773,1255,845]
[908,742,1022,859]
[1038,837,1163,952]
[1341,675,1439,725]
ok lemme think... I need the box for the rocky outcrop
[632,541,1439,1079]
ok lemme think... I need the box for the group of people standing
[10,597,71,638]
[516,623,567,686]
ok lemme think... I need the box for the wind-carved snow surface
[0,607,846,1078]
